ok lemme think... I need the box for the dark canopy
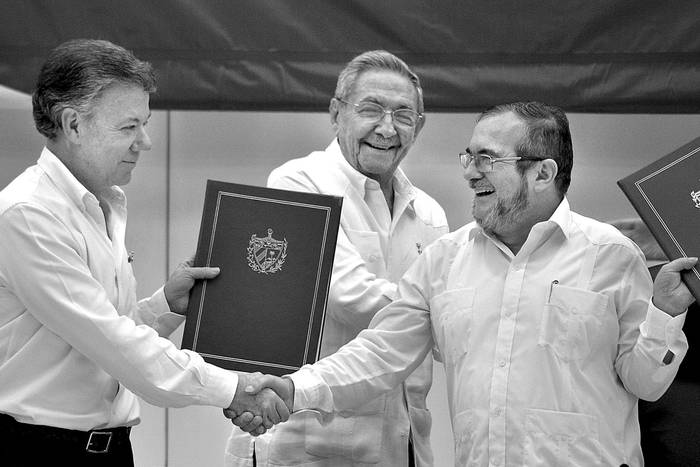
[2,0,699,112]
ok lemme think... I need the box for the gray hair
[334,50,424,114]
[32,39,156,139]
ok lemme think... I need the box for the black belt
[0,412,131,454]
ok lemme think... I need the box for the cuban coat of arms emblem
[247,228,288,274]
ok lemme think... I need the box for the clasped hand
[223,372,294,436]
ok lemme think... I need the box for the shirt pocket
[429,288,475,364]
[345,229,383,274]
[302,396,386,462]
[521,408,602,466]
[538,284,609,362]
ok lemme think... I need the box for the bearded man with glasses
[237,101,696,466]
[225,50,448,467]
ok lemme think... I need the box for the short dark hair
[334,50,424,115]
[477,101,573,195]
[32,39,156,139]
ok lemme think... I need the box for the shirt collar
[327,138,418,213]
[546,197,572,240]
[37,147,126,212]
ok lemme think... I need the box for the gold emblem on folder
[247,229,288,274]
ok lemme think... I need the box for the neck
[365,171,396,217]
[46,139,101,197]
[496,198,561,254]
[495,229,529,255]
[381,182,395,216]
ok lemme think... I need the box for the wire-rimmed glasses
[458,152,545,172]
[335,97,423,128]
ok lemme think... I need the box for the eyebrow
[120,111,152,125]
[465,147,501,157]
[360,96,416,110]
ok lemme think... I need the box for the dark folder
[182,180,342,376]
[617,136,700,302]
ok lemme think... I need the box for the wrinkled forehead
[349,70,419,107]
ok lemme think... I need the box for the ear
[59,108,82,144]
[533,158,558,192]
[329,98,341,133]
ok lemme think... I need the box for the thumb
[662,257,698,273]
[244,374,289,396]
[244,373,269,394]
[187,266,220,280]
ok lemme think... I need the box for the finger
[609,218,640,229]
[264,394,282,425]
[186,266,220,280]
[244,372,269,394]
[257,389,282,426]
[240,415,264,434]
[245,374,291,399]
[232,412,254,427]
[222,408,236,419]
[253,425,267,436]
[276,396,290,422]
[661,257,698,273]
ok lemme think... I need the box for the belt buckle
[86,430,112,454]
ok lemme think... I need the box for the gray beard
[474,175,530,237]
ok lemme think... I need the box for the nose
[374,111,397,137]
[132,126,152,152]
[462,158,482,181]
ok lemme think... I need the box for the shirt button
[368,254,378,262]
[499,360,506,367]
[492,407,501,416]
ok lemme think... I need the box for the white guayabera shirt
[227,139,448,467]
[292,198,687,467]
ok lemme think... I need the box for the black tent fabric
[1,0,699,112]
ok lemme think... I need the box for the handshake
[223,373,295,435]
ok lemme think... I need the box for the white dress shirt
[226,140,448,466]
[0,148,238,431]
[291,198,687,467]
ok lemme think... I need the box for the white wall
[2,102,700,466]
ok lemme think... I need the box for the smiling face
[464,112,535,238]
[69,83,152,194]
[331,69,421,187]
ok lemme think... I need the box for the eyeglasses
[335,97,423,128]
[458,152,545,172]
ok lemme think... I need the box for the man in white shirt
[238,102,696,466]
[225,50,448,466]
[0,39,287,466]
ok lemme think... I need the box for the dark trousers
[0,413,133,467]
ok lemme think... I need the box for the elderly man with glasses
[225,50,448,466]
[238,101,696,466]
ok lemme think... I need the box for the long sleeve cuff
[200,365,239,408]
[641,300,688,364]
[289,365,334,413]
[137,287,185,336]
